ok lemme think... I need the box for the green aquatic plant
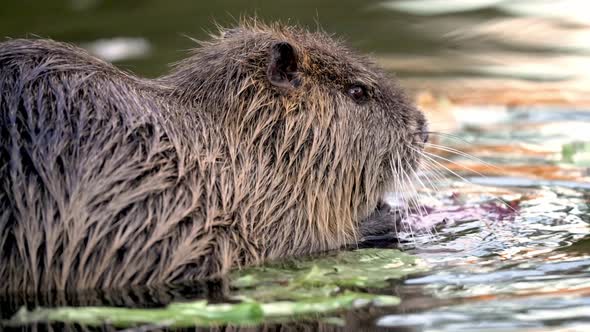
[232,248,426,300]
[562,141,590,167]
[9,292,400,328]
[7,249,426,328]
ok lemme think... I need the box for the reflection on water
[1,0,590,331]
[82,37,151,62]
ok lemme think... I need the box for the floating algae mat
[6,249,426,328]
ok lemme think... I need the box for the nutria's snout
[419,121,429,144]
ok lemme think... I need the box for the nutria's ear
[267,42,301,89]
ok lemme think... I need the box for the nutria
[0,21,428,293]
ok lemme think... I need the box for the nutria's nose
[415,115,429,143]
[421,131,429,143]
[417,120,429,143]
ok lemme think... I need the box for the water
[2,0,590,331]
[382,105,590,332]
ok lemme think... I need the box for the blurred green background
[1,1,588,86]
[0,0,442,77]
[0,0,508,76]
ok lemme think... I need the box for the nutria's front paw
[359,201,403,245]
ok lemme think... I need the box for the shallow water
[2,0,590,331]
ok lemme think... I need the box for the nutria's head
[164,21,427,253]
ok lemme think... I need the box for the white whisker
[412,146,518,213]
[424,131,473,145]
[423,150,487,178]
[425,142,501,172]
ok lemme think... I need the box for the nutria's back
[0,21,427,293]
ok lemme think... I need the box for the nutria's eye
[347,84,368,103]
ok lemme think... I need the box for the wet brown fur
[0,20,426,293]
